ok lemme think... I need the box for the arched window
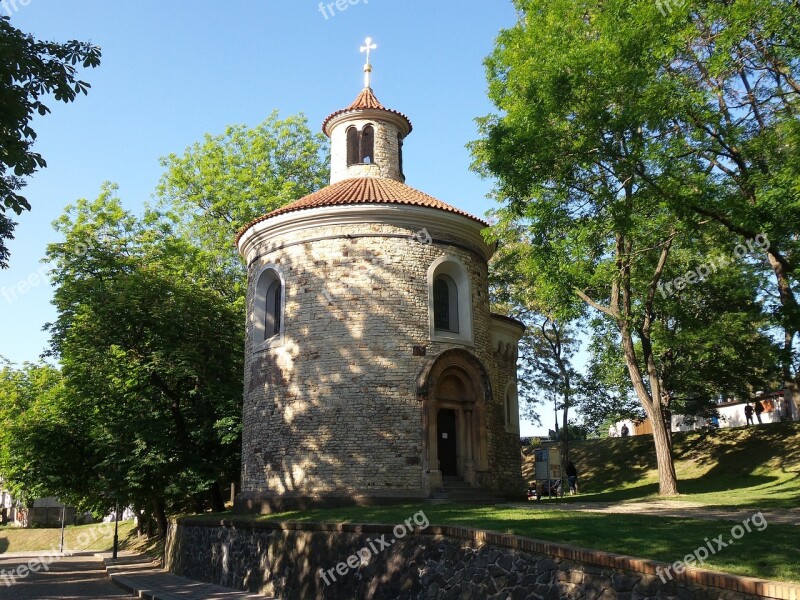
[254,266,284,349]
[504,383,520,433]
[433,275,459,333]
[265,279,282,337]
[398,132,404,177]
[346,127,359,166]
[427,256,473,344]
[360,125,375,164]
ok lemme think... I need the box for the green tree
[641,0,800,416]
[156,112,329,303]
[43,186,243,534]
[0,16,101,268]
[473,0,796,495]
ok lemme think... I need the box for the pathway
[503,499,800,525]
[103,553,274,599]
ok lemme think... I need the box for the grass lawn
[0,520,159,556]
[192,504,799,583]
[528,421,800,508]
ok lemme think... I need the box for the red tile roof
[236,177,486,243]
[322,88,412,135]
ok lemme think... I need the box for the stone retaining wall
[165,519,796,600]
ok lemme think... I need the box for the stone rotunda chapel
[235,44,525,512]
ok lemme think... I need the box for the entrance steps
[428,476,505,505]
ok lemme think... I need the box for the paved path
[503,499,800,525]
[0,553,131,600]
[103,554,273,600]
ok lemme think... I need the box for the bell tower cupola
[322,37,412,185]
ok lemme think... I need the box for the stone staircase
[428,476,505,504]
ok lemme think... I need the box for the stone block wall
[239,219,521,503]
[166,519,794,600]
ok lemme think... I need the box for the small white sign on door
[441,433,448,439]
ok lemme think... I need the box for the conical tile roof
[236,177,485,243]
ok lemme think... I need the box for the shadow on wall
[244,233,474,500]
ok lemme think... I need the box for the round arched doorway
[416,349,491,494]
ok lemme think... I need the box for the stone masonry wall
[240,219,521,501]
[491,342,525,494]
[166,519,792,600]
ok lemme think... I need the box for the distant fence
[27,506,76,527]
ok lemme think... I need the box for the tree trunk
[210,481,226,513]
[151,496,168,538]
[620,319,680,495]
[562,390,570,464]
[786,381,800,421]
[646,397,679,495]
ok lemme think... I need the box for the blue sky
[0,1,551,434]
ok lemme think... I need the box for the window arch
[504,382,520,433]
[360,125,375,164]
[346,127,359,166]
[253,265,285,349]
[427,256,473,344]
[346,124,377,166]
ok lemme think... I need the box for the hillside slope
[523,421,800,508]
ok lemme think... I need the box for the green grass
[0,520,159,556]
[190,504,799,583]
[527,421,800,508]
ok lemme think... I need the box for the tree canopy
[0,16,101,268]
[475,0,797,493]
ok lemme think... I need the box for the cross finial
[360,36,377,89]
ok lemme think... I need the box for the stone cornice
[237,203,495,265]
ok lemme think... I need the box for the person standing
[744,403,754,425]
[754,399,764,424]
[621,423,630,437]
[566,461,579,495]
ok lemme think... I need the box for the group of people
[744,400,765,425]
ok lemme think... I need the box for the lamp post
[59,505,65,554]
[112,499,119,560]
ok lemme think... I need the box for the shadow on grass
[541,422,800,508]
[216,503,799,583]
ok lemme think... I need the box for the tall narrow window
[360,125,375,164]
[433,275,459,333]
[433,278,450,331]
[265,279,282,337]
[398,133,404,177]
[504,383,520,433]
[427,257,473,344]
[346,127,359,166]
[254,266,284,348]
